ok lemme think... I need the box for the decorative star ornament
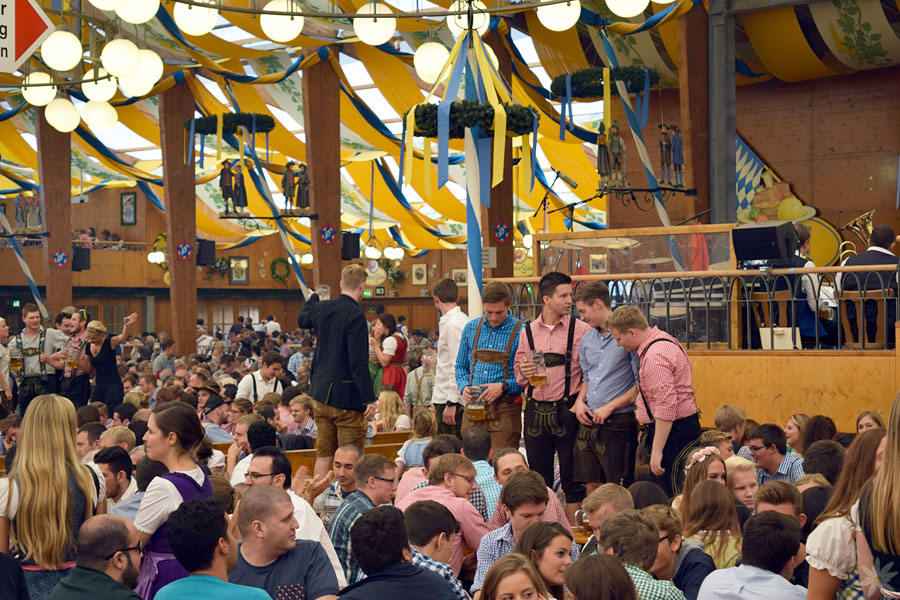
[492,220,512,245]
[319,223,337,245]
[51,249,69,268]
[175,240,194,261]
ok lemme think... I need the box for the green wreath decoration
[408,100,539,139]
[203,257,229,280]
[549,67,660,100]
[270,257,291,284]
[185,113,276,136]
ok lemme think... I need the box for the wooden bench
[371,431,412,445]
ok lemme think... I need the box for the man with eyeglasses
[328,454,397,584]
[395,453,489,578]
[746,424,805,485]
[48,514,143,600]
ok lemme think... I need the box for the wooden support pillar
[159,82,198,355]
[677,6,711,221]
[302,59,342,296]
[37,109,72,314]
[485,32,514,278]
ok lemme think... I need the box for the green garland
[408,100,539,139]
[203,257,229,280]
[270,257,291,284]
[549,67,660,99]
[185,113,276,136]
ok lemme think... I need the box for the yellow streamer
[424,137,432,200]
[404,109,416,187]
[472,36,506,188]
[216,113,223,161]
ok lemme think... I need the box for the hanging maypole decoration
[401,28,539,317]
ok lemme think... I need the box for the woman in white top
[806,428,885,600]
[134,402,212,600]
[0,394,102,600]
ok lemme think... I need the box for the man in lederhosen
[8,303,67,414]
[514,272,590,522]
[456,281,524,452]
[50,308,93,408]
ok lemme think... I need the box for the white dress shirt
[236,370,283,402]
[431,306,468,406]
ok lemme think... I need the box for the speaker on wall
[72,247,91,271]
[196,239,216,266]
[731,221,798,263]
[342,232,360,260]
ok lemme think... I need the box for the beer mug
[574,509,592,535]
[9,348,22,373]
[66,346,80,371]
[315,284,331,301]
[530,352,547,386]
[422,349,436,375]
[466,386,486,421]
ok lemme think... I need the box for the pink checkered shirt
[635,326,697,424]
[513,314,590,402]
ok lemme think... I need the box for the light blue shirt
[697,564,807,600]
[203,424,234,443]
[109,491,143,522]
[579,327,640,413]
[758,452,805,486]
[454,313,523,394]
[473,460,500,518]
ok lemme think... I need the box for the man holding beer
[455,281,524,451]
[50,309,92,408]
[513,272,590,522]
[7,303,68,413]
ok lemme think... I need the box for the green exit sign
[362,289,373,298]
[11,300,20,308]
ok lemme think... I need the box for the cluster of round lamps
[364,243,404,260]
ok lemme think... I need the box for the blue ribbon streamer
[0,212,49,319]
[187,118,195,165]
[639,69,650,127]
[199,134,205,169]
[438,34,470,188]
[399,116,407,187]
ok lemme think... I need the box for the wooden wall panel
[689,352,895,432]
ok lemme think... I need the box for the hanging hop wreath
[549,67,661,100]
[203,257,230,280]
[185,113,276,136]
[378,258,405,284]
[408,100,539,139]
[271,257,291,284]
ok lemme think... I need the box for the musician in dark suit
[837,224,899,347]
[297,264,376,480]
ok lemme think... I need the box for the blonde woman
[0,395,103,599]
[683,480,742,569]
[80,314,137,414]
[374,389,410,433]
[784,413,810,455]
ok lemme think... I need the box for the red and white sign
[0,0,55,73]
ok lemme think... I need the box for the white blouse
[807,514,858,580]
[134,467,205,536]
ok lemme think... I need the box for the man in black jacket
[298,264,376,480]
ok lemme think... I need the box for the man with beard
[50,309,92,407]
[48,515,143,599]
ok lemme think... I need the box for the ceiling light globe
[605,0,649,19]
[115,0,161,24]
[173,0,219,36]
[81,68,118,102]
[364,245,382,260]
[118,72,156,97]
[82,101,119,131]
[101,38,140,78]
[260,0,305,43]
[536,0,581,31]
[447,0,489,37]
[44,97,81,133]
[413,42,450,84]
[40,30,83,72]
[353,2,396,46]
[134,49,164,84]
[22,72,57,107]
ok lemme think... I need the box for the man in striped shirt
[608,306,700,497]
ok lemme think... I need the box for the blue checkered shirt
[757,452,805,486]
[409,481,490,522]
[411,548,468,600]
[473,460,501,519]
[472,523,580,592]
[327,489,375,584]
[454,313,524,394]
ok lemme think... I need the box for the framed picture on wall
[120,192,137,226]
[411,263,427,286]
[229,257,250,285]
[589,253,608,274]
[451,268,468,286]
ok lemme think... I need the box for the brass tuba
[839,210,875,261]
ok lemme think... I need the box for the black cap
[204,395,226,413]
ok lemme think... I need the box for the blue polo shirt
[579,327,640,413]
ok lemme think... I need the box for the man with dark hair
[139,373,158,407]
[431,277,468,436]
[112,403,138,427]
[404,501,468,600]
[747,424,805,485]
[230,486,339,600]
[247,420,278,452]
[48,515,142,600]
[339,506,458,600]
[801,440,845,486]
[572,280,640,491]
[94,446,136,512]
[111,457,168,522]
[236,351,285,402]
[838,223,899,346]
[243,447,347,586]
[472,470,554,597]
[328,454,397,583]
[310,444,361,528]
[462,427,500,518]
[77,422,107,461]
[514,271,590,523]
[698,512,806,600]
[152,340,176,379]
[52,308,92,408]
[155,498,269,599]
[485,448,570,530]
[456,281,524,451]
[643,505,715,600]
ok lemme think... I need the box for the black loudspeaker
[72,247,91,271]
[342,232,360,260]
[197,239,216,266]
[731,221,798,262]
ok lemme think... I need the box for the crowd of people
[0,263,894,600]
